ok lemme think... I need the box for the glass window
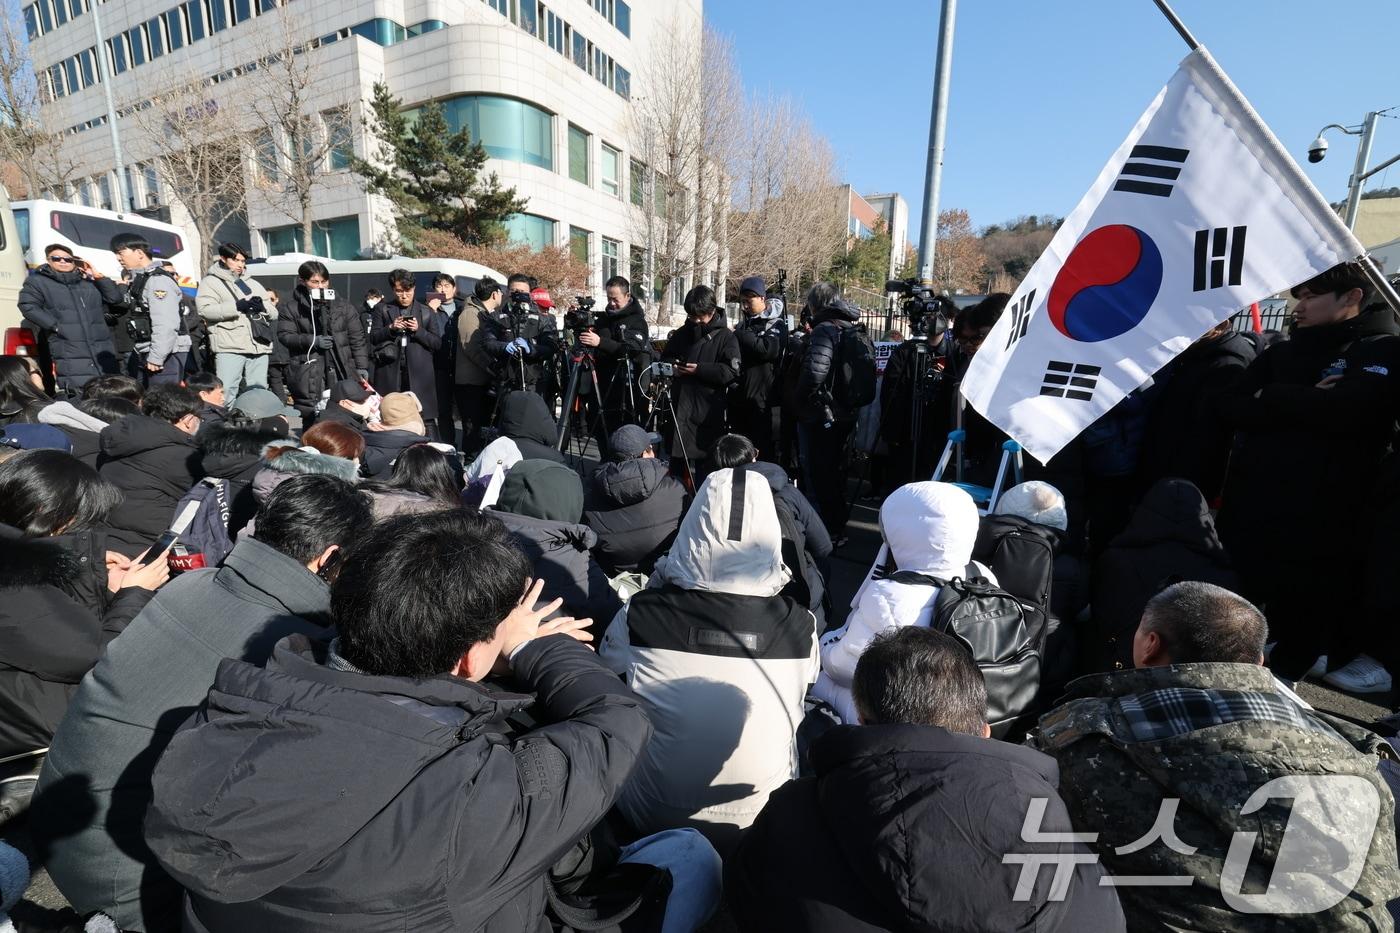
[63,58,78,92]
[629,247,645,297]
[615,65,630,100]
[258,0,278,11]
[69,0,81,17]
[615,0,629,37]
[325,110,353,170]
[255,130,279,182]
[406,19,445,36]
[53,210,184,258]
[600,144,619,198]
[486,0,508,15]
[567,124,588,185]
[14,209,29,251]
[147,18,163,57]
[207,0,227,33]
[545,11,563,53]
[143,164,160,204]
[655,176,668,219]
[37,0,51,34]
[108,37,127,75]
[571,31,587,70]
[629,158,644,206]
[262,216,359,260]
[78,49,94,86]
[53,0,67,26]
[351,18,405,46]
[186,0,205,40]
[128,27,145,66]
[163,12,182,50]
[569,226,590,268]
[517,0,536,36]
[437,95,553,170]
[504,213,556,251]
[672,274,686,307]
[601,238,619,280]
[23,5,38,41]
[232,0,251,25]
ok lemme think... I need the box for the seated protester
[192,418,291,543]
[144,509,722,933]
[464,434,522,509]
[186,371,229,426]
[812,482,988,725]
[228,387,296,433]
[711,433,831,623]
[316,377,374,432]
[600,468,818,854]
[241,423,364,542]
[497,389,567,463]
[1032,582,1400,932]
[80,373,142,406]
[0,450,170,762]
[34,476,372,933]
[584,424,689,576]
[361,391,427,478]
[384,443,465,509]
[487,459,622,635]
[97,383,205,557]
[39,397,130,468]
[1088,477,1238,674]
[729,627,1125,933]
[0,355,51,428]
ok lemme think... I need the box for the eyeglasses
[48,255,75,264]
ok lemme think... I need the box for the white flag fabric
[960,47,1365,464]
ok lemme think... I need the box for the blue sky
[704,0,1400,243]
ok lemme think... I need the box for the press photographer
[729,273,790,462]
[571,275,653,456]
[879,278,954,488]
[480,273,559,397]
[280,261,370,426]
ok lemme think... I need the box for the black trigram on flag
[1193,226,1247,291]
[1113,145,1189,197]
[1004,289,1036,349]
[1040,361,1101,402]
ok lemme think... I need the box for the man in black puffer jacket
[729,626,1124,933]
[496,390,566,463]
[98,384,204,557]
[794,284,862,537]
[659,286,739,481]
[19,245,124,394]
[279,267,370,426]
[577,276,653,453]
[583,424,688,576]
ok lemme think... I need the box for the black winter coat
[98,415,203,558]
[1090,478,1238,672]
[727,723,1125,933]
[497,391,566,463]
[0,524,154,758]
[144,635,651,933]
[480,302,560,392]
[796,299,861,423]
[369,300,444,414]
[1139,330,1255,501]
[278,287,370,411]
[592,299,653,408]
[731,313,789,410]
[18,265,121,389]
[749,460,831,617]
[583,457,688,575]
[490,509,623,637]
[360,427,427,479]
[660,316,739,460]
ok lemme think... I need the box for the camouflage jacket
[1030,662,1400,932]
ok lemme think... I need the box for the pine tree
[353,82,527,251]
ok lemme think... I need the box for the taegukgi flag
[960,47,1366,464]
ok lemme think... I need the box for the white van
[247,255,509,311]
[12,200,199,294]
[0,189,38,357]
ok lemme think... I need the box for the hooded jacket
[489,460,622,633]
[728,723,1125,933]
[35,536,330,931]
[583,456,689,576]
[38,400,108,468]
[195,262,275,356]
[1090,478,1238,672]
[18,264,120,388]
[797,299,861,423]
[360,427,427,479]
[659,315,740,460]
[599,468,817,850]
[279,286,371,411]
[98,415,204,558]
[1033,663,1400,933]
[813,482,988,725]
[0,524,154,758]
[197,421,288,537]
[144,634,651,933]
[464,436,523,509]
[497,390,566,463]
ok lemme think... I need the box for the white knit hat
[995,480,1068,531]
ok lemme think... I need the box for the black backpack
[973,514,1057,649]
[883,566,1041,738]
[831,323,877,416]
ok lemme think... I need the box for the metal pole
[1343,111,1379,230]
[916,0,957,284]
[90,1,131,211]
[1149,0,1201,49]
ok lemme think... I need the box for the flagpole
[1147,0,1400,316]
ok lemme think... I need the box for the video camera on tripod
[564,296,597,336]
[886,278,956,338]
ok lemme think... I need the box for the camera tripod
[640,364,695,493]
[555,348,612,459]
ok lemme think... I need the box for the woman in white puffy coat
[812,481,993,724]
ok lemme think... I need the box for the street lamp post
[1310,110,1398,231]
[90,1,131,212]
[916,0,957,286]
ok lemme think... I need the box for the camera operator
[879,282,953,489]
[280,261,370,427]
[480,273,559,398]
[574,276,652,453]
[659,285,739,483]
[370,269,445,438]
[728,275,789,463]
[196,243,276,395]
[931,294,1011,486]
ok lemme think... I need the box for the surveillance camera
[1307,135,1328,164]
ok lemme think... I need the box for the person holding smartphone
[19,243,124,395]
[278,261,370,427]
[369,269,445,439]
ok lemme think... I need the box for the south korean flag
[961,47,1365,464]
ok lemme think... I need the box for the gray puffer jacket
[196,262,275,356]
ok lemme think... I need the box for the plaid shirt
[1118,687,1344,744]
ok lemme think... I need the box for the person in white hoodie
[812,481,991,725]
[600,466,818,855]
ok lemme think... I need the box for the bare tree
[129,68,248,270]
[244,10,349,251]
[0,4,79,197]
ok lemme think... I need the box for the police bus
[11,200,198,291]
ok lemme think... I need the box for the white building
[24,0,710,312]
[864,192,909,279]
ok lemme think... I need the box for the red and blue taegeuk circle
[1047,224,1163,342]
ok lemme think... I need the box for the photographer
[880,283,952,488]
[18,244,123,395]
[279,261,370,426]
[575,276,652,453]
[480,273,560,398]
[196,243,276,395]
[370,269,445,438]
[659,285,739,482]
[930,295,1011,487]
[728,275,789,463]
[110,233,189,387]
